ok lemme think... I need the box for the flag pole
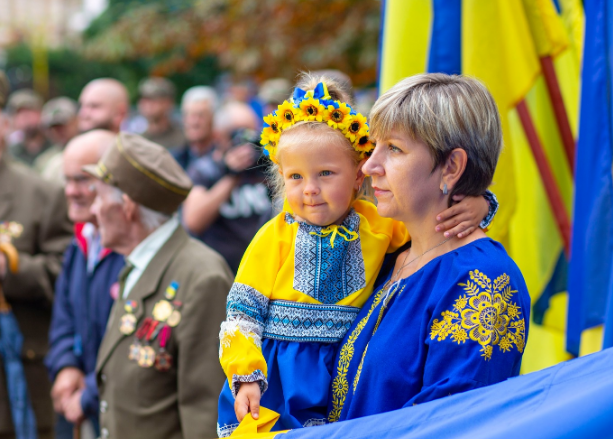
[540,56,576,174]
[516,99,571,255]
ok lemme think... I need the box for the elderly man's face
[79,87,117,133]
[183,101,213,143]
[13,108,42,133]
[90,181,129,249]
[138,97,173,123]
[64,158,97,224]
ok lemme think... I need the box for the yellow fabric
[220,199,410,383]
[379,0,432,93]
[230,407,286,438]
[461,0,583,372]
[462,0,541,249]
[521,0,569,57]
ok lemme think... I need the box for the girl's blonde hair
[266,72,372,204]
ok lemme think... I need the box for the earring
[442,183,448,195]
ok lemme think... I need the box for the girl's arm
[435,190,499,238]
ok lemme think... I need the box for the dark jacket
[96,226,232,439]
[0,157,73,437]
[45,223,124,417]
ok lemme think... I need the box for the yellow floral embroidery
[430,270,525,361]
[329,288,385,423]
[353,344,368,392]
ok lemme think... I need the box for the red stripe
[516,99,571,256]
[540,56,576,174]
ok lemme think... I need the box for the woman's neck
[402,210,487,264]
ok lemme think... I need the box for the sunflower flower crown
[261,82,375,164]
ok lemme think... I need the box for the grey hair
[370,73,502,205]
[181,86,218,112]
[107,186,171,232]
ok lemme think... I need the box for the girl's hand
[234,382,262,422]
[435,194,489,238]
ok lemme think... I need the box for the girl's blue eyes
[288,171,332,179]
[389,144,401,152]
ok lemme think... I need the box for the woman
[328,73,530,422]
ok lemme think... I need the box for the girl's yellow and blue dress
[217,199,409,437]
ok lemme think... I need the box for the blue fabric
[218,338,338,434]
[427,0,462,75]
[286,346,613,439]
[567,0,613,355]
[0,310,37,439]
[328,238,530,422]
[45,240,124,417]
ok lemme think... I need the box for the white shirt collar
[127,216,180,272]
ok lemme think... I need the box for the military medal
[130,317,153,364]
[138,346,156,368]
[165,281,179,300]
[155,326,173,372]
[128,342,141,361]
[166,310,181,327]
[152,300,173,322]
[119,300,138,335]
[120,314,137,335]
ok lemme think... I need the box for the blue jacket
[45,224,125,417]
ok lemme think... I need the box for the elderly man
[171,86,218,170]
[0,74,73,439]
[78,79,129,133]
[138,77,184,149]
[45,130,124,439]
[85,132,232,439]
[7,89,52,166]
[35,97,80,183]
[182,101,272,272]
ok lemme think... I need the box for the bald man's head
[78,78,129,133]
[64,129,117,223]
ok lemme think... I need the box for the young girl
[217,75,496,436]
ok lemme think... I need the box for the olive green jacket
[96,225,232,439]
[0,157,73,436]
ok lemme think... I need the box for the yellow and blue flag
[378,0,583,370]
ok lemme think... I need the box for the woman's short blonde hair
[370,74,502,203]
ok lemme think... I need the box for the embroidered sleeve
[410,268,528,406]
[219,283,270,397]
[479,190,499,229]
[218,213,291,397]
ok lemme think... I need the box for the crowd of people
[0,68,530,439]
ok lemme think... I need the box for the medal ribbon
[136,317,153,341]
[159,326,171,350]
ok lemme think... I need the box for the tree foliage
[83,0,381,85]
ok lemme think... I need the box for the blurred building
[0,0,107,48]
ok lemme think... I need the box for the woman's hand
[435,194,489,238]
[234,382,262,422]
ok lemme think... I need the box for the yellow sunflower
[354,127,374,155]
[261,123,281,147]
[326,102,351,130]
[344,113,368,142]
[277,101,298,129]
[298,97,327,122]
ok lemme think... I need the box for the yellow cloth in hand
[230,407,287,438]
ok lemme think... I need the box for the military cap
[6,89,43,114]
[41,97,78,127]
[139,77,176,100]
[0,71,10,110]
[83,132,192,214]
